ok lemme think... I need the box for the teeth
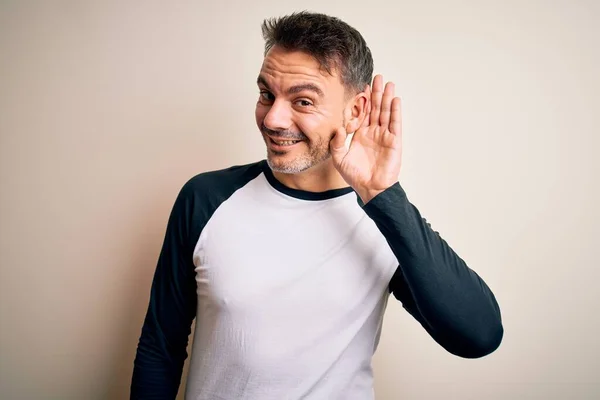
[274,140,299,146]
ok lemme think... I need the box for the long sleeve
[131,185,198,399]
[361,183,503,358]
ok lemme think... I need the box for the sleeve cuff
[357,182,408,209]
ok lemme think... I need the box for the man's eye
[260,91,274,102]
[296,100,313,107]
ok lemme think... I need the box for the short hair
[261,11,374,94]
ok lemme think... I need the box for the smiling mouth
[268,137,302,147]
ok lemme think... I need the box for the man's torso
[183,161,398,400]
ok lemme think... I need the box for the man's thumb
[330,126,349,164]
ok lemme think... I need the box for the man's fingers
[330,126,349,165]
[361,85,371,129]
[390,96,402,136]
[379,82,395,129]
[369,75,384,128]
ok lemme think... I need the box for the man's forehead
[259,47,340,86]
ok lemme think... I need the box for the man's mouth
[268,137,302,147]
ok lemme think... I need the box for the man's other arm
[131,185,198,399]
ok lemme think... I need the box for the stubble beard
[266,136,331,174]
[262,124,331,174]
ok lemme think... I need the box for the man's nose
[263,100,292,132]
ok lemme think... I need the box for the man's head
[256,12,373,174]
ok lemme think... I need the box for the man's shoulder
[179,160,266,199]
[165,161,266,240]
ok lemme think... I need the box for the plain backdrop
[1,1,598,399]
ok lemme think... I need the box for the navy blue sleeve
[131,183,198,399]
[361,183,503,358]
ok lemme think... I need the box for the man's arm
[361,183,503,358]
[131,185,198,399]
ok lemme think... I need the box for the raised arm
[330,74,502,358]
[362,183,503,358]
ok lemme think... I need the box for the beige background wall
[1,1,598,399]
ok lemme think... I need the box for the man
[131,11,503,400]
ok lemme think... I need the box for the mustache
[261,124,307,141]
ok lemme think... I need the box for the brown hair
[261,11,374,93]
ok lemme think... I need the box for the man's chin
[266,152,331,174]
[267,153,309,174]
[267,158,305,174]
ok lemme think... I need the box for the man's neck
[272,159,350,193]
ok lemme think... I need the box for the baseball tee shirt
[131,160,503,399]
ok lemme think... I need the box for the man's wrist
[356,187,385,205]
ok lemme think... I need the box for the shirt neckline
[260,160,355,201]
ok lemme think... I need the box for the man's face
[255,46,349,174]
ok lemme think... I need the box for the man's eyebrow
[287,83,324,97]
[256,75,324,97]
[257,76,271,91]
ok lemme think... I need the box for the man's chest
[191,195,398,320]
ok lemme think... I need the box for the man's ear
[344,89,369,133]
